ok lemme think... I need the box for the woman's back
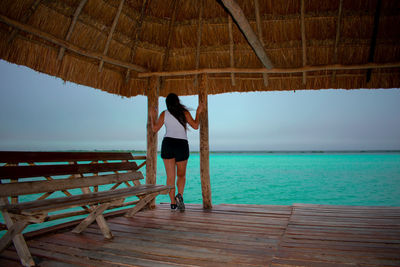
[164,110,187,140]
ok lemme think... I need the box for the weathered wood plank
[0,151,141,163]
[4,185,169,214]
[0,162,139,179]
[0,172,143,197]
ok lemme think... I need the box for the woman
[150,93,204,211]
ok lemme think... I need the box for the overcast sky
[1,60,399,151]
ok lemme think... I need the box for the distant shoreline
[7,149,399,154]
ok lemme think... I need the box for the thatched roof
[0,0,399,97]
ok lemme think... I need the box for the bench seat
[1,184,171,215]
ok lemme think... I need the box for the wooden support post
[146,76,159,208]
[198,74,212,209]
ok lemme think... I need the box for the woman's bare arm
[185,103,204,130]
[151,110,165,133]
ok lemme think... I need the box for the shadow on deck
[1,203,400,266]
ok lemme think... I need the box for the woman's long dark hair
[166,93,188,130]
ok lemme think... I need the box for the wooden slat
[0,151,139,163]
[5,185,170,214]
[0,172,144,197]
[0,162,139,179]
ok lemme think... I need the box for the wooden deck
[1,203,399,266]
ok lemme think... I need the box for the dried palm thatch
[0,0,399,97]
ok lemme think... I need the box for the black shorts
[161,137,189,162]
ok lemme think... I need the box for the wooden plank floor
[1,203,399,266]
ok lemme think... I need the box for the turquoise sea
[154,152,400,206]
[1,152,400,235]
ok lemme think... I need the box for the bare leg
[163,158,176,204]
[176,160,188,196]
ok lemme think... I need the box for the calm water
[154,152,400,206]
[1,152,400,234]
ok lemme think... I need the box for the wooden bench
[0,151,171,267]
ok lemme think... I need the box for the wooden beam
[7,0,42,44]
[301,0,307,85]
[0,14,147,72]
[159,0,179,90]
[366,0,382,83]
[99,0,125,72]
[198,74,212,209]
[161,0,179,72]
[125,0,149,83]
[254,0,268,86]
[331,0,343,83]
[138,61,400,78]
[220,0,273,69]
[58,0,88,61]
[228,15,236,86]
[146,76,159,209]
[194,0,204,86]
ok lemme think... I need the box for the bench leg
[72,202,111,235]
[0,220,29,252]
[0,214,34,267]
[95,215,112,239]
[1,196,35,267]
[72,199,123,239]
[125,192,160,217]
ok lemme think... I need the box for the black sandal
[175,193,185,211]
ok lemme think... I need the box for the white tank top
[164,110,187,140]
